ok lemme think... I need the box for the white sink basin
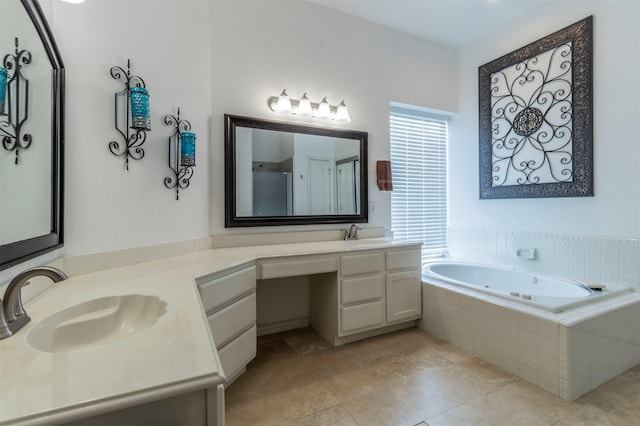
[27,294,167,353]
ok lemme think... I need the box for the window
[390,104,449,262]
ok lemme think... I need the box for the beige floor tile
[342,390,424,426]
[463,379,574,425]
[456,357,518,387]
[301,345,369,378]
[226,327,640,426]
[226,355,320,403]
[575,374,640,424]
[286,405,358,426]
[227,378,339,425]
[398,364,503,419]
[324,361,400,402]
[285,328,333,355]
[554,404,637,426]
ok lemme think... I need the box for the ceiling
[308,0,548,48]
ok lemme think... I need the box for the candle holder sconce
[163,108,195,200]
[107,59,150,170]
[1,38,32,165]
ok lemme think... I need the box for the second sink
[27,294,167,353]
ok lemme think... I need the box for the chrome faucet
[0,266,68,340]
[344,223,361,241]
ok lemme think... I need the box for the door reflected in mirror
[225,115,368,227]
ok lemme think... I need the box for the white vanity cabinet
[197,264,257,384]
[338,246,422,337]
[304,243,422,345]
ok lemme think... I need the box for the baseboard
[257,318,310,336]
[333,321,416,346]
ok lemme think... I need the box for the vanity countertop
[0,238,420,425]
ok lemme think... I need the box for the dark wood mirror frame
[224,114,368,228]
[1,0,64,270]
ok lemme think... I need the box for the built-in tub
[423,261,629,313]
[420,260,640,401]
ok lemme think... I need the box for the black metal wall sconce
[107,59,150,170]
[163,108,196,200]
[1,38,32,165]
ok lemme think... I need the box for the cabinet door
[386,270,422,323]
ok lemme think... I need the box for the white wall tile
[518,329,538,352]
[537,319,558,342]
[447,227,640,287]
[538,337,559,361]
[538,373,559,396]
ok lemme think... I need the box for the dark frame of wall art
[478,16,593,199]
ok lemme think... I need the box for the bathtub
[420,260,640,400]
[423,261,628,313]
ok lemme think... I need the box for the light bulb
[297,93,312,116]
[317,97,331,119]
[276,89,292,113]
[335,100,351,122]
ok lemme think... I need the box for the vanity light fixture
[60,0,85,3]
[1,38,32,165]
[268,89,351,123]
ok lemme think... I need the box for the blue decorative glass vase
[0,67,8,114]
[129,86,150,130]
[180,132,196,167]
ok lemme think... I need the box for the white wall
[209,0,458,235]
[46,0,212,256]
[27,0,458,258]
[450,0,640,238]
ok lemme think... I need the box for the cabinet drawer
[260,256,337,279]
[198,266,256,314]
[341,275,383,305]
[340,253,384,277]
[340,300,384,334]
[218,325,257,380]
[208,293,256,349]
[386,249,421,271]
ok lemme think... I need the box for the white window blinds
[390,106,448,260]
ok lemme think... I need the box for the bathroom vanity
[0,238,421,425]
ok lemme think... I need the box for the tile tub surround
[419,280,640,401]
[447,227,640,288]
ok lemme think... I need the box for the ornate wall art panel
[478,16,593,199]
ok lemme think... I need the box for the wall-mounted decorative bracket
[1,38,32,164]
[107,59,150,170]
[163,108,195,200]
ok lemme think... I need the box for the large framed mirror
[225,115,368,227]
[0,0,64,270]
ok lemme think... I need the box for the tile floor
[225,327,640,426]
